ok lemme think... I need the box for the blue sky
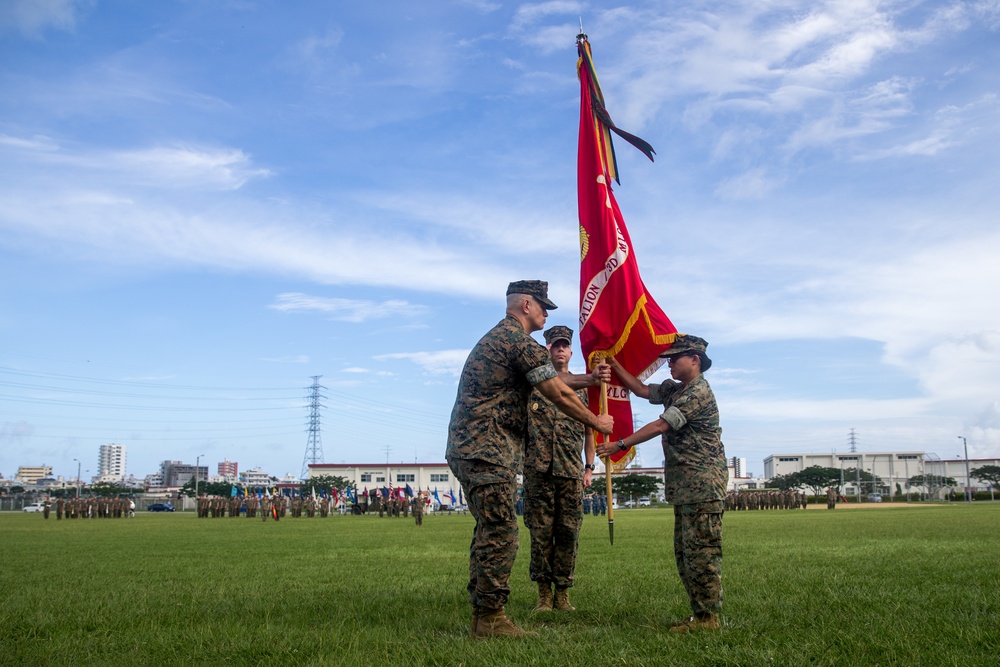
[2,0,999,482]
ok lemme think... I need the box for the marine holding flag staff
[595,334,727,633]
[446,280,613,640]
[524,325,596,614]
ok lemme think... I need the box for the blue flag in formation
[405,483,414,498]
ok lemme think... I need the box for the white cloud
[456,0,502,12]
[2,136,269,190]
[0,0,85,37]
[713,167,785,200]
[510,1,582,32]
[270,293,428,323]
[0,134,60,151]
[259,355,310,364]
[375,350,471,376]
[109,146,271,190]
[341,367,395,377]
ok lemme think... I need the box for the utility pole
[958,436,971,502]
[855,463,861,503]
[195,454,203,500]
[300,376,327,481]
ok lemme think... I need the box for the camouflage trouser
[523,470,582,588]
[447,457,519,612]
[673,501,723,616]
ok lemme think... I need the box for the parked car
[23,502,45,513]
[637,497,652,506]
[867,493,882,503]
[147,503,175,512]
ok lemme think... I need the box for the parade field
[3,503,998,666]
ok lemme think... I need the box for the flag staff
[596,356,614,545]
[576,31,665,545]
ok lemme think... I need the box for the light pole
[73,458,81,498]
[195,454,204,501]
[957,436,971,502]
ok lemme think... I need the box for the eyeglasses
[666,352,694,363]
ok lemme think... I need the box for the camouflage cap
[659,334,713,371]
[543,325,573,345]
[506,279,558,310]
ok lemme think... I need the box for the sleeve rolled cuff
[660,406,687,431]
[526,363,558,385]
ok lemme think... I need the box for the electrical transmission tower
[848,428,858,453]
[301,376,327,480]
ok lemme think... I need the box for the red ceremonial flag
[576,34,677,471]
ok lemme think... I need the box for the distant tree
[971,465,1000,488]
[179,479,233,498]
[796,466,844,497]
[907,474,957,487]
[612,474,660,501]
[87,482,133,497]
[907,474,957,497]
[768,473,802,491]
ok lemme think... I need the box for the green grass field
[3,503,998,666]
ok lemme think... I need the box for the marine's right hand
[594,414,614,435]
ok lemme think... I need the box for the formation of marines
[725,490,807,511]
[190,492,431,521]
[48,496,135,519]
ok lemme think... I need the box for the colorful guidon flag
[576,33,677,471]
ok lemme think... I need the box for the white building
[97,443,126,482]
[239,467,274,486]
[16,465,53,484]
[729,456,748,478]
[307,463,455,494]
[218,458,238,481]
[763,451,1000,499]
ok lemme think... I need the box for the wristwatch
[584,463,596,471]
[617,439,628,451]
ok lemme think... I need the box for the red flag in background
[576,34,677,471]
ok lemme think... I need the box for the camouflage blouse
[525,387,588,479]
[446,316,557,471]
[648,374,727,505]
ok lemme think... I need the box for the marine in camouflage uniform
[446,280,613,639]
[412,492,425,526]
[599,335,726,633]
[523,325,596,612]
